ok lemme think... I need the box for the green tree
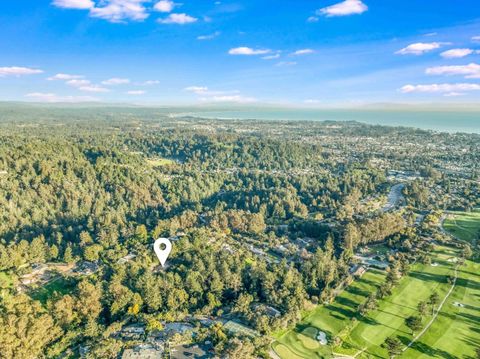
[63,245,74,263]
[428,292,440,315]
[386,261,402,286]
[405,316,422,335]
[383,337,402,358]
[417,301,427,317]
[83,244,103,261]
[462,245,473,259]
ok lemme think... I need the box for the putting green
[272,343,305,359]
[299,327,320,350]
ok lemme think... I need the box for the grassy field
[273,269,386,358]
[444,208,480,244]
[29,276,77,304]
[146,157,177,167]
[402,255,480,358]
[273,245,461,359]
[339,246,457,358]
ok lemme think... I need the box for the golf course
[273,240,479,358]
[443,208,480,244]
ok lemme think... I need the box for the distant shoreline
[1,102,479,134]
[183,109,480,134]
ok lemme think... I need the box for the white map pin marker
[153,238,172,267]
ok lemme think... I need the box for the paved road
[382,183,406,212]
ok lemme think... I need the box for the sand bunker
[316,331,327,345]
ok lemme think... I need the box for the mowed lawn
[338,246,457,358]
[29,276,77,304]
[444,209,480,244]
[273,269,386,359]
[402,256,480,358]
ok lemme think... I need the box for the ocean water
[186,109,480,134]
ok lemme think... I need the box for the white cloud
[276,61,297,67]
[25,92,98,102]
[141,80,160,85]
[317,0,368,17]
[426,63,480,79]
[126,90,146,95]
[197,31,221,40]
[307,16,319,23]
[396,42,447,55]
[66,79,92,87]
[52,0,94,9]
[102,77,130,85]
[158,13,197,24]
[202,95,256,103]
[47,73,84,81]
[472,36,480,42]
[292,49,315,56]
[262,54,280,60]
[90,0,150,23]
[185,86,209,94]
[185,86,252,102]
[153,0,175,12]
[79,85,110,92]
[400,83,480,93]
[444,92,465,97]
[440,48,474,59]
[228,47,271,55]
[0,66,43,77]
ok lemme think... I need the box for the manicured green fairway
[338,246,456,358]
[402,255,480,358]
[444,209,480,244]
[273,245,462,359]
[273,269,386,358]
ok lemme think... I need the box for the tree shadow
[331,313,345,321]
[345,285,370,298]
[408,271,447,284]
[336,296,362,309]
[358,277,382,287]
[458,269,480,278]
[375,308,406,320]
[457,312,480,326]
[456,277,480,291]
[325,304,355,319]
[462,303,480,312]
[405,338,457,359]
[357,315,379,326]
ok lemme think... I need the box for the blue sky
[1,0,480,105]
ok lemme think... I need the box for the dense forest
[0,105,478,358]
